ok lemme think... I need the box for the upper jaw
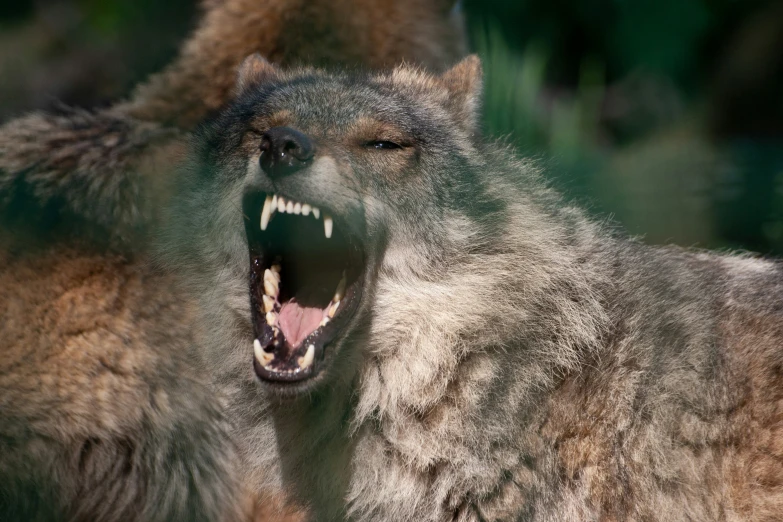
[242,188,366,388]
[260,193,332,239]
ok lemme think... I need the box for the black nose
[259,126,314,177]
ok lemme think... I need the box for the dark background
[1,0,781,254]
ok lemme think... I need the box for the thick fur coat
[0,2,464,521]
[163,56,783,521]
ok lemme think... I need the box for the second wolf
[162,55,783,521]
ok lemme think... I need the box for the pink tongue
[278,300,324,348]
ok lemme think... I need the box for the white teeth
[320,317,330,327]
[263,269,279,296]
[265,267,280,283]
[262,295,276,313]
[260,195,323,226]
[298,344,315,369]
[324,214,333,239]
[254,339,274,366]
[333,272,346,302]
[260,195,274,231]
[328,301,340,318]
[265,311,277,326]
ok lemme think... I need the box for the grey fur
[0,0,466,247]
[0,107,181,244]
[162,57,783,521]
[0,2,467,519]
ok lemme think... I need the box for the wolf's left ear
[439,55,483,134]
[235,53,281,95]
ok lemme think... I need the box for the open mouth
[243,192,364,384]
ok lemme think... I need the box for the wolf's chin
[242,190,366,386]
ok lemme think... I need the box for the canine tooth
[286,201,294,213]
[320,317,330,327]
[312,207,320,219]
[260,195,274,231]
[263,269,279,296]
[271,264,281,274]
[324,214,333,239]
[262,295,275,313]
[254,339,275,366]
[298,344,315,369]
[266,311,277,326]
[301,204,311,216]
[333,272,346,302]
[293,202,302,214]
[328,301,340,318]
[277,197,286,213]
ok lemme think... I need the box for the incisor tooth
[298,344,315,369]
[312,207,320,219]
[286,201,294,213]
[260,195,274,231]
[263,269,279,296]
[266,311,277,326]
[293,202,302,214]
[262,295,275,313]
[277,197,286,213]
[324,214,333,239]
[328,300,340,318]
[333,272,346,302]
[301,204,311,216]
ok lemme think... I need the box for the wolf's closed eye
[365,140,402,150]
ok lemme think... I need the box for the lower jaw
[251,271,363,381]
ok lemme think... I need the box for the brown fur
[123,0,465,128]
[0,0,464,243]
[0,235,307,520]
[0,2,464,520]
[0,237,243,521]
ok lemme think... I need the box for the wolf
[0,2,463,520]
[161,54,783,521]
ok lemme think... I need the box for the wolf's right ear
[235,53,281,95]
[439,55,483,135]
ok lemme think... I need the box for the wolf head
[167,55,607,412]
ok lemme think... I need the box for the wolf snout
[259,126,315,178]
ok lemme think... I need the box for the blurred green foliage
[0,0,781,254]
[464,0,783,254]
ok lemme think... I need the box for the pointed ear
[439,55,483,134]
[235,53,281,95]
